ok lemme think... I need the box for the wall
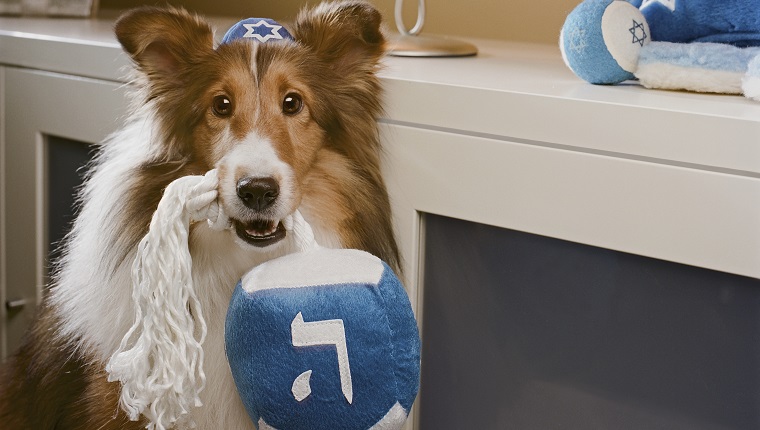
[98,0,580,45]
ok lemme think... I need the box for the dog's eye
[212,95,233,117]
[282,93,303,116]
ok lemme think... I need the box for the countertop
[2,14,760,175]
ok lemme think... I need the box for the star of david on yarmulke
[222,18,294,45]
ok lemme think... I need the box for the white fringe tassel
[282,209,319,252]
[106,169,317,430]
[106,170,229,430]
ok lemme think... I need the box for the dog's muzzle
[232,176,287,247]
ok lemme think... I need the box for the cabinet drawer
[382,123,760,283]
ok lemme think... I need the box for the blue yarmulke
[222,18,294,45]
[225,248,420,430]
[560,0,649,84]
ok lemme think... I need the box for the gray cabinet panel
[419,214,760,430]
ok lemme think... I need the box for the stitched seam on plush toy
[244,282,372,297]
[376,268,403,402]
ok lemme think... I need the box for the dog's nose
[236,177,279,211]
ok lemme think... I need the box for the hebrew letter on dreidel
[291,312,353,404]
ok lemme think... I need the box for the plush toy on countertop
[560,0,760,100]
[105,170,421,430]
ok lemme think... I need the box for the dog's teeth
[245,220,279,237]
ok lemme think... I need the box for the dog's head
[115,1,385,250]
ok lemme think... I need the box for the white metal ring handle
[395,0,426,36]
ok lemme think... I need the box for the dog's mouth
[233,218,286,247]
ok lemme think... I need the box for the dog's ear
[293,1,385,72]
[115,6,214,81]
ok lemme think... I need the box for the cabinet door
[1,67,127,358]
[380,123,760,430]
[420,213,760,430]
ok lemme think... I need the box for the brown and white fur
[0,2,400,428]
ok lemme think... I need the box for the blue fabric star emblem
[630,19,648,46]
[221,18,294,45]
[243,19,285,42]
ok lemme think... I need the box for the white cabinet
[376,42,760,430]
[1,67,126,356]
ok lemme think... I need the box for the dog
[0,2,400,428]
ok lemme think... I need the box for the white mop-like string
[106,170,229,430]
[106,169,315,430]
[283,209,319,253]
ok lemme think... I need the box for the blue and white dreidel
[225,211,421,430]
[560,0,650,84]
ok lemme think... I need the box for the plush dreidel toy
[226,211,420,430]
[560,0,760,100]
[106,170,421,430]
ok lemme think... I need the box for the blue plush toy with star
[560,0,760,100]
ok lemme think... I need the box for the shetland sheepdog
[0,2,400,428]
